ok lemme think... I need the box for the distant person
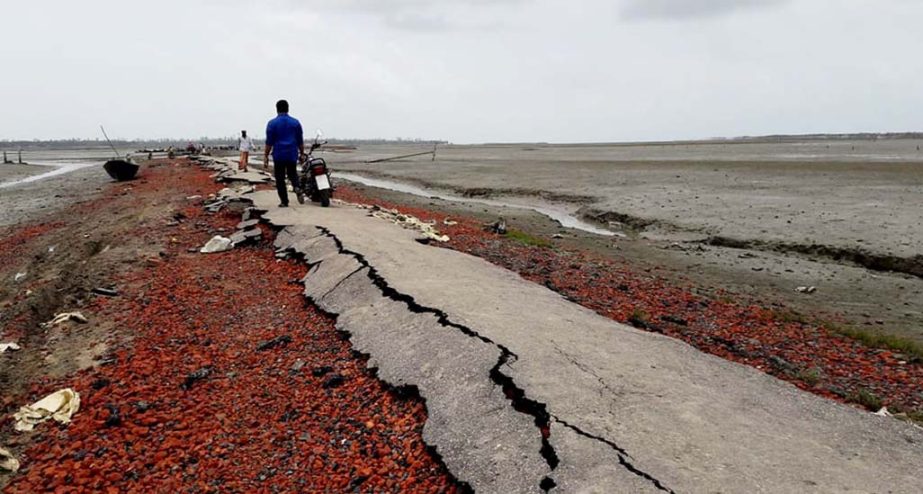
[237,130,253,172]
[264,99,304,207]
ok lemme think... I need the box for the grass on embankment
[505,229,553,248]
[772,309,923,362]
[825,323,923,363]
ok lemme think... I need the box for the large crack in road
[316,227,560,492]
[245,179,923,494]
[282,225,677,492]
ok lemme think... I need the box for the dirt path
[0,161,460,492]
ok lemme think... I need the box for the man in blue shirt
[263,99,304,207]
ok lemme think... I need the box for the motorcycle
[296,130,334,207]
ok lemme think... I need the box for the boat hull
[103,160,139,181]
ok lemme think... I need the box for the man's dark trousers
[273,160,300,205]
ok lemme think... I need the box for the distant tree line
[0,137,449,151]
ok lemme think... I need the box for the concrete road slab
[254,191,923,493]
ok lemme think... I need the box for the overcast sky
[1,0,921,143]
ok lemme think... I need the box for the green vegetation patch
[505,229,553,248]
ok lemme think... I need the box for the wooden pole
[3,151,7,164]
[18,149,22,164]
[367,149,438,164]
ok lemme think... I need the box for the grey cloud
[620,0,789,20]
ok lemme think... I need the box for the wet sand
[0,162,112,227]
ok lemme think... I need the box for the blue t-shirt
[265,113,303,163]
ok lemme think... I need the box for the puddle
[0,161,101,189]
[336,172,621,237]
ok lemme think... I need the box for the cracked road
[253,190,923,493]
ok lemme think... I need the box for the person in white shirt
[237,130,254,172]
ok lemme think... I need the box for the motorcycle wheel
[296,174,307,204]
[319,189,331,208]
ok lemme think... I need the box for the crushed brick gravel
[3,162,461,493]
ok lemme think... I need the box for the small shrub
[796,367,823,387]
[850,388,883,412]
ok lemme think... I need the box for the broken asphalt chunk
[200,236,233,253]
[660,315,689,326]
[103,404,122,428]
[92,287,119,297]
[44,312,89,326]
[256,335,292,351]
[181,367,213,390]
[237,219,260,230]
[312,366,332,378]
[322,374,345,389]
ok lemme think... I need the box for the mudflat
[338,140,923,260]
[333,139,923,345]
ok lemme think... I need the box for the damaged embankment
[305,226,558,492]
[2,161,464,492]
[280,221,674,493]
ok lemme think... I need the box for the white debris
[43,312,89,327]
[1,343,22,353]
[13,388,81,432]
[200,236,233,253]
[795,286,817,294]
[443,218,458,226]
[14,272,26,282]
[337,202,451,242]
[186,195,202,200]
[0,447,20,473]
[370,208,450,242]
[874,407,892,417]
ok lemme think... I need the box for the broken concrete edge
[282,224,674,493]
[279,232,546,491]
[278,248,477,494]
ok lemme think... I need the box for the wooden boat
[103,159,139,181]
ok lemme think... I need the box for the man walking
[237,130,253,172]
[264,99,304,207]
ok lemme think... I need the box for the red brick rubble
[3,163,461,493]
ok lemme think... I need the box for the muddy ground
[329,141,923,346]
[0,165,111,228]
[338,142,923,261]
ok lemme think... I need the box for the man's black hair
[276,99,289,113]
